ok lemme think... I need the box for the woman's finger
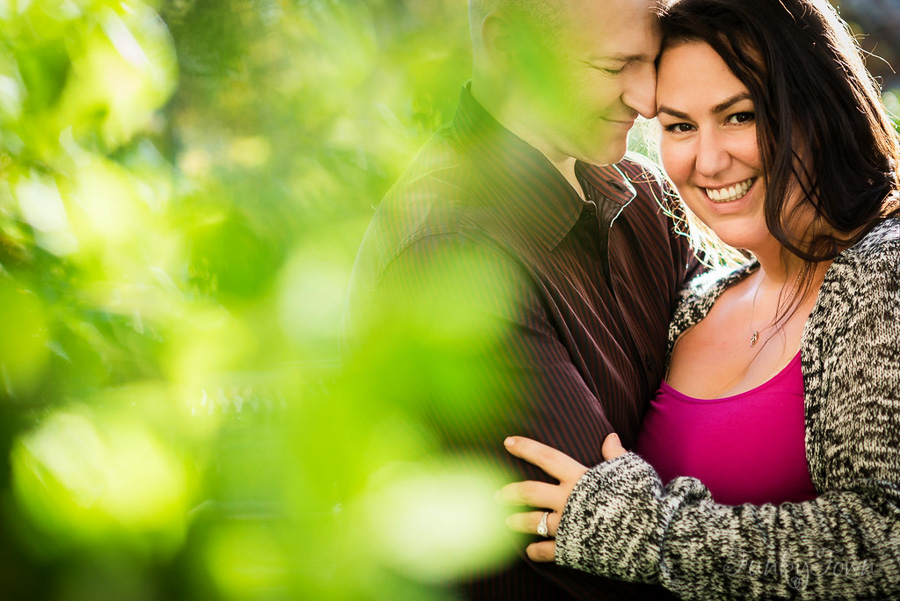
[496,480,566,510]
[601,432,627,461]
[505,510,561,538]
[526,540,556,562]
[503,436,588,482]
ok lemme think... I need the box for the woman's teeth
[705,178,754,203]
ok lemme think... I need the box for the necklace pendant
[750,331,759,348]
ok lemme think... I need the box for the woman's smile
[703,177,757,203]
[657,41,771,251]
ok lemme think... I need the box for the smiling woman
[657,44,769,253]
[502,0,900,598]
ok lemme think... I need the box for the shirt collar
[451,83,637,250]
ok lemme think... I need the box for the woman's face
[656,41,773,253]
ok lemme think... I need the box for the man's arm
[358,230,615,475]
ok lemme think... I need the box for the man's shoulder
[342,128,525,347]
[389,127,469,191]
[349,128,513,297]
[369,130,481,252]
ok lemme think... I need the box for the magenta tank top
[635,352,817,506]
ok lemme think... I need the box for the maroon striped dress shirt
[343,85,696,600]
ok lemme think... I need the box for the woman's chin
[709,226,775,255]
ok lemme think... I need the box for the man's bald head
[469,0,662,168]
[468,0,564,51]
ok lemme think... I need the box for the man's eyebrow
[657,93,753,120]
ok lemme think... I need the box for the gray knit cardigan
[555,218,900,600]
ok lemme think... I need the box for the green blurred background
[0,1,896,599]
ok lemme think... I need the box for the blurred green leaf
[0,0,893,599]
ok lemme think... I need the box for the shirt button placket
[581,202,596,222]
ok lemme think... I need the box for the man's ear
[480,10,517,71]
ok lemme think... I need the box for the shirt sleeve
[554,238,900,600]
[364,230,615,474]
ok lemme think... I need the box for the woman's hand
[497,433,627,561]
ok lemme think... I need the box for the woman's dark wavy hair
[659,0,900,264]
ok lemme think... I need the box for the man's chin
[577,132,631,166]
[581,147,628,167]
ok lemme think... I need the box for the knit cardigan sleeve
[554,220,900,600]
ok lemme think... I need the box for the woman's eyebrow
[656,106,690,119]
[712,92,752,114]
[657,92,753,120]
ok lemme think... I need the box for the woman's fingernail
[504,437,515,447]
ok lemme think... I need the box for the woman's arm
[557,454,900,600]
[503,435,900,600]
[498,433,626,561]
[502,231,900,600]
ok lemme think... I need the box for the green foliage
[0,0,501,599]
[0,0,895,599]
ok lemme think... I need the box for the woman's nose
[694,130,731,178]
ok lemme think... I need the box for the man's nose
[622,62,657,119]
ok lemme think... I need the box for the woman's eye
[663,122,694,134]
[727,111,755,124]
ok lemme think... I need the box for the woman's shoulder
[682,259,757,305]
[667,260,757,342]
[826,218,900,287]
[807,219,900,342]
[839,218,900,261]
